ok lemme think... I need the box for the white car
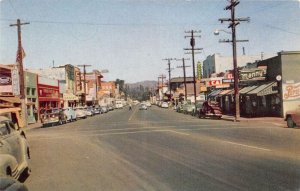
[0,116,30,180]
[145,102,151,107]
[63,107,76,122]
[75,108,87,119]
[161,102,169,108]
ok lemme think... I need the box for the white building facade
[203,53,271,78]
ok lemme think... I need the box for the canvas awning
[246,82,278,96]
[239,86,258,94]
[218,89,233,96]
[208,89,222,97]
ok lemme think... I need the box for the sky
[0,0,300,83]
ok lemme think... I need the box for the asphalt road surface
[25,105,300,191]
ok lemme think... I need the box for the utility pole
[163,58,175,97]
[184,30,202,106]
[219,0,250,122]
[10,19,30,128]
[77,64,91,106]
[158,74,166,101]
[176,58,190,102]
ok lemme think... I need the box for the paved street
[25,106,300,191]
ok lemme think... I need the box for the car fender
[0,154,18,176]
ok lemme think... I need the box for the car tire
[287,116,295,128]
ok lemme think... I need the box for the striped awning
[247,82,278,96]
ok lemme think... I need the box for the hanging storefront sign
[208,78,223,86]
[12,66,20,96]
[239,67,266,81]
[283,82,300,100]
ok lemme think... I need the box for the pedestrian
[252,99,257,117]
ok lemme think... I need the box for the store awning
[218,89,233,96]
[208,89,222,97]
[0,96,21,104]
[239,86,258,94]
[247,82,278,96]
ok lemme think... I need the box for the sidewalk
[221,115,286,127]
[24,122,43,131]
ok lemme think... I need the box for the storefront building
[25,71,38,124]
[37,76,60,113]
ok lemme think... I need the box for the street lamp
[213,29,231,36]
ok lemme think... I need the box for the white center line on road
[168,130,190,136]
[222,141,271,152]
[128,106,139,121]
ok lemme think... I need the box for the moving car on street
[161,102,169,108]
[198,101,222,119]
[0,110,30,181]
[139,104,148,110]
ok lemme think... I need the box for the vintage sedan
[63,107,77,122]
[285,106,300,128]
[0,116,30,180]
[40,108,67,127]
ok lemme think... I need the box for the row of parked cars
[41,105,114,127]
[176,101,222,119]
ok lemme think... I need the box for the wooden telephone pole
[77,64,91,106]
[176,58,190,102]
[10,19,30,127]
[163,58,175,97]
[219,0,250,121]
[184,30,202,106]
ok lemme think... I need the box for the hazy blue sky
[1,0,299,83]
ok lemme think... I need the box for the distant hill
[126,80,157,89]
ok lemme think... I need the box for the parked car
[86,107,95,116]
[139,104,148,110]
[182,103,195,115]
[192,101,204,116]
[63,107,76,122]
[40,108,67,127]
[198,101,222,119]
[74,107,87,119]
[285,106,300,128]
[0,116,30,180]
[93,107,101,115]
[161,102,169,108]
[101,106,108,113]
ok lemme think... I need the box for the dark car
[198,101,222,119]
[285,106,300,128]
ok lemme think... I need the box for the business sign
[239,67,266,81]
[0,65,16,95]
[38,85,59,98]
[222,79,234,83]
[74,68,82,92]
[197,62,201,80]
[283,82,300,100]
[208,78,223,87]
[11,66,20,96]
